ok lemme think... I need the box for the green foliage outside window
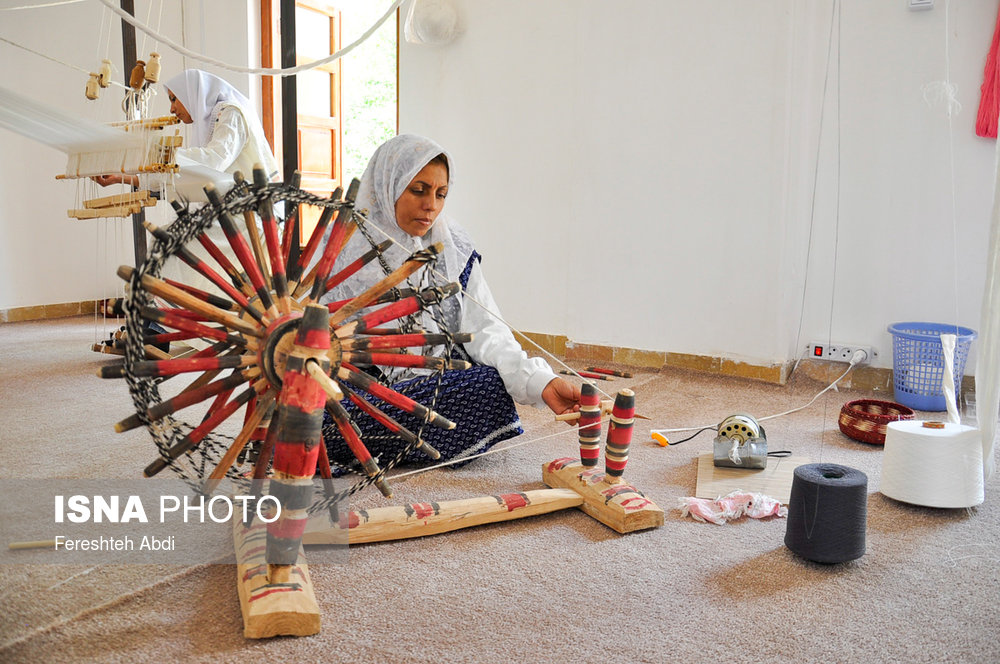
[340,1,398,183]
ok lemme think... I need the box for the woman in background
[93,69,279,346]
[94,68,278,187]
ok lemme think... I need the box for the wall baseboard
[0,316,974,399]
[517,330,975,398]
[0,300,98,323]
[517,331,794,385]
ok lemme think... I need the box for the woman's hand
[542,377,581,424]
[91,174,139,188]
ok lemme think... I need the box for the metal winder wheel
[103,166,470,508]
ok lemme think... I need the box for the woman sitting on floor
[323,134,580,468]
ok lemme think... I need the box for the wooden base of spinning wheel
[233,517,321,639]
[301,459,663,550]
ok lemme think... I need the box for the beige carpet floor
[1,316,998,663]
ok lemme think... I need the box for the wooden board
[83,190,153,209]
[302,489,584,546]
[694,453,811,504]
[68,204,142,219]
[542,458,664,533]
[233,517,320,639]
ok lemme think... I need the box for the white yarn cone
[881,420,984,508]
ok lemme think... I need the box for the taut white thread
[96,0,406,78]
[0,35,128,90]
[355,212,616,402]
[0,0,85,10]
[388,413,612,482]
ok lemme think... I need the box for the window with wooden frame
[261,0,343,241]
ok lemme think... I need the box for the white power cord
[650,350,867,446]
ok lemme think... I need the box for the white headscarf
[325,134,476,331]
[164,69,278,176]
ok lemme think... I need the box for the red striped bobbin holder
[604,389,636,484]
[267,304,331,566]
[578,382,603,467]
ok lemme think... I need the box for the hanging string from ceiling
[94,0,407,77]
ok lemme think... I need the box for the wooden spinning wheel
[103,165,470,520]
[99,167,665,640]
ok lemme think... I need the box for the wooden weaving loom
[90,166,663,639]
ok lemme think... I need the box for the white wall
[2,1,995,375]
[0,0,253,310]
[399,0,997,372]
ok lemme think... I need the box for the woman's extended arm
[460,259,579,415]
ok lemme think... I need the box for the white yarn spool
[880,420,984,508]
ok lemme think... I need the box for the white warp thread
[0,83,124,152]
[939,333,961,426]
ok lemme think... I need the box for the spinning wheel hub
[257,313,342,387]
[258,313,302,387]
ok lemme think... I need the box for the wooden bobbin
[129,60,146,89]
[578,382,602,467]
[144,52,161,83]
[604,388,635,484]
[85,73,100,100]
[98,59,112,87]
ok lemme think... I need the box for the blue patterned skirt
[322,364,523,471]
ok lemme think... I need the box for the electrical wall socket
[807,343,876,364]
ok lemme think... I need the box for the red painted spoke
[307,180,360,303]
[343,332,471,351]
[251,168,289,313]
[279,171,302,269]
[320,238,393,296]
[343,387,440,460]
[145,221,266,325]
[342,351,470,372]
[141,307,247,347]
[291,189,341,285]
[337,362,455,430]
[325,398,392,497]
[204,184,279,317]
[146,371,252,422]
[143,379,271,477]
[102,354,254,379]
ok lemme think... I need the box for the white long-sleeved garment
[458,258,557,409]
[175,105,247,173]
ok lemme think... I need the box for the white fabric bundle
[404,0,460,44]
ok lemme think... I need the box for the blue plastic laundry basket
[887,322,976,412]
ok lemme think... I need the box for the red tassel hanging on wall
[976,2,1000,138]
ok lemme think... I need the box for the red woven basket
[838,399,916,445]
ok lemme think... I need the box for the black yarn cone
[784,463,867,564]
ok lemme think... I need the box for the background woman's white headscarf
[325,134,476,331]
[164,69,278,176]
